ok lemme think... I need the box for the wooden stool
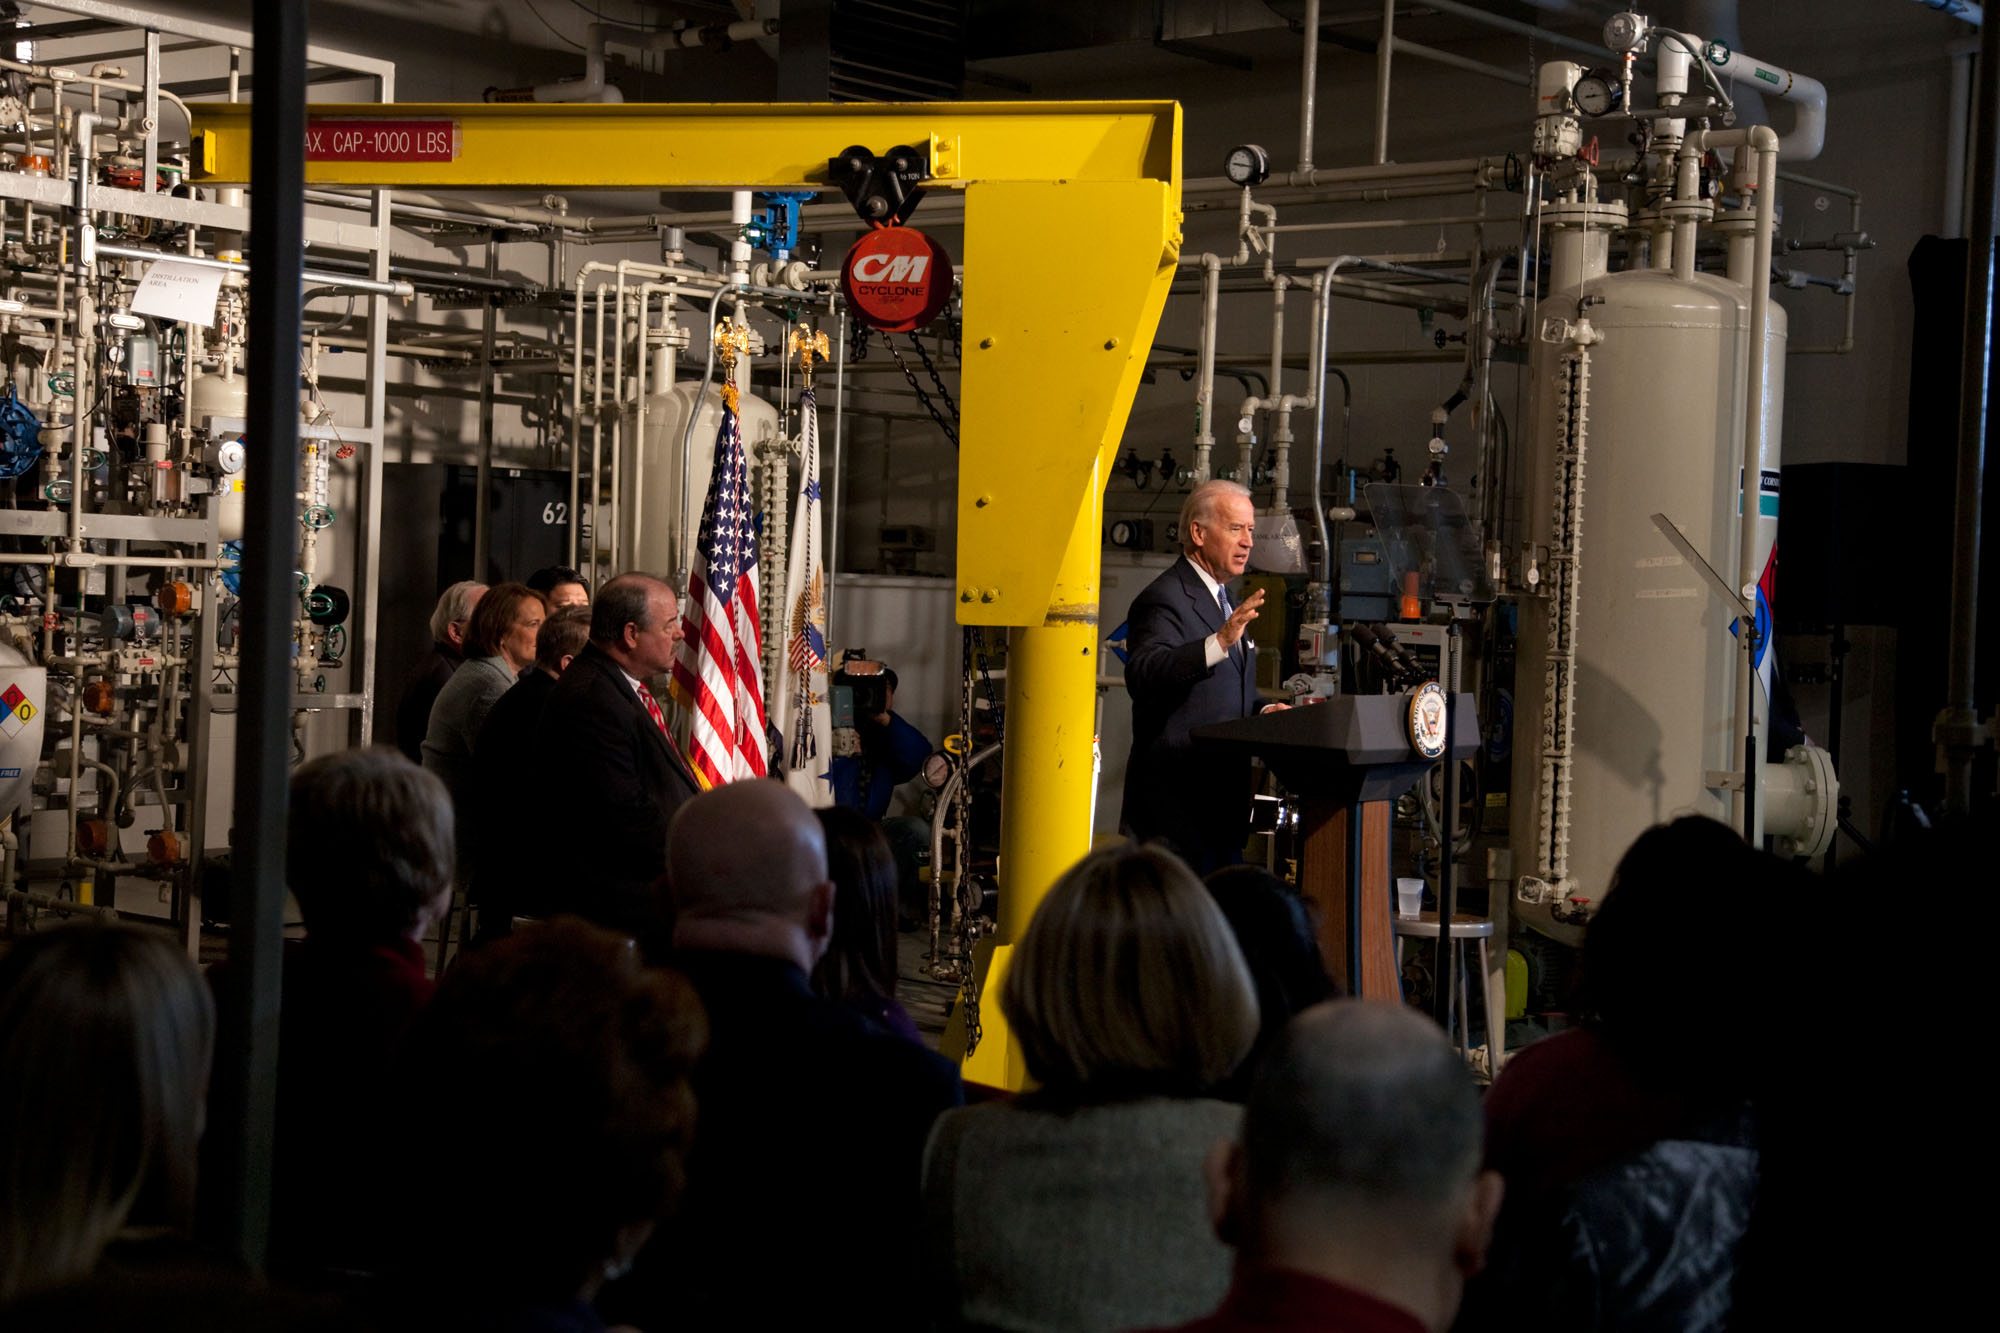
[1393,911,1500,1072]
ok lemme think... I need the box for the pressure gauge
[921,750,955,789]
[1224,143,1271,188]
[1573,71,1621,117]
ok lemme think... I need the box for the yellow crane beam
[192,100,1183,1089]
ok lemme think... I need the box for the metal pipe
[1267,212,1496,233]
[219,0,305,1272]
[1298,0,1321,175]
[678,285,731,585]
[1688,125,1780,840]
[829,307,847,615]
[1421,0,1613,61]
[1373,0,1395,165]
[91,241,414,296]
[568,269,587,570]
[1392,38,1534,89]
[472,234,498,581]
[1948,42,1976,236]
[1195,254,1221,480]
[1941,8,2000,814]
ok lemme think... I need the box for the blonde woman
[923,843,1260,1332]
[0,924,214,1307]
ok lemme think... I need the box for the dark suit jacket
[526,643,699,935]
[469,669,557,918]
[394,642,459,763]
[1121,556,1261,873]
[601,949,962,1332]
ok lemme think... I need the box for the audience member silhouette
[0,923,215,1307]
[1466,815,1798,1332]
[262,747,453,1281]
[395,579,485,762]
[811,803,921,1043]
[1202,864,1338,1097]
[1143,1000,1502,1333]
[423,582,545,872]
[378,918,705,1332]
[924,842,1260,1332]
[469,605,592,938]
[599,780,962,1331]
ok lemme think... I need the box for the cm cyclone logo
[841,225,953,333]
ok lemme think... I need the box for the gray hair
[288,746,455,939]
[537,605,593,673]
[0,923,215,1303]
[429,580,488,644]
[592,572,674,645]
[1243,1000,1482,1216]
[1178,479,1252,554]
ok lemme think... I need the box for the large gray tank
[1510,239,1785,942]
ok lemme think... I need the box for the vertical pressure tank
[615,380,780,580]
[189,366,249,541]
[1510,218,1785,941]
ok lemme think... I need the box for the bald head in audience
[1208,1001,1504,1332]
[665,781,836,973]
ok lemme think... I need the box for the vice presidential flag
[670,393,770,785]
[774,385,834,805]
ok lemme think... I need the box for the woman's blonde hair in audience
[1003,842,1259,1099]
[0,922,215,1304]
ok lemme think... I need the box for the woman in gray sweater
[922,844,1260,1333]
[422,582,544,865]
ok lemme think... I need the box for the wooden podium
[1194,693,1478,1001]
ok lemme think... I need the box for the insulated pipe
[1673,148,1701,281]
[730,191,753,286]
[1195,254,1221,481]
[1373,0,1396,165]
[828,307,847,619]
[1273,272,1326,510]
[1941,5,2000,815]
[1687,125,1780,840]
[528,24,624,103]
[1298,0,1321,175]
[1656,29,1693,143]
[1706,46,1828,162]
[1262,277,1288,485]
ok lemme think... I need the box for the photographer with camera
[829,653,933,929]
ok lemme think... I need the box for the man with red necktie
[526,572,703,940]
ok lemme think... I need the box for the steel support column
[214,0,306,1272]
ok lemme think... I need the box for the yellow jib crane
[193,99,1183,1089]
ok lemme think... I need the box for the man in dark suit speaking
[1121,479,1283,873]
[528,572,704,937]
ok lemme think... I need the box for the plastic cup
[1396,877,1425,920]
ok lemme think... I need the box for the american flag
[670,392,769,785]
[772,385,834,805]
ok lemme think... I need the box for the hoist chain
[884,329,959,448]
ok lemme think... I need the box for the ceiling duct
[779,0,965,102]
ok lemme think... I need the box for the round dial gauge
[921,750,954,789]
[1224,143,1271,187]
[1573,73,1620,117]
